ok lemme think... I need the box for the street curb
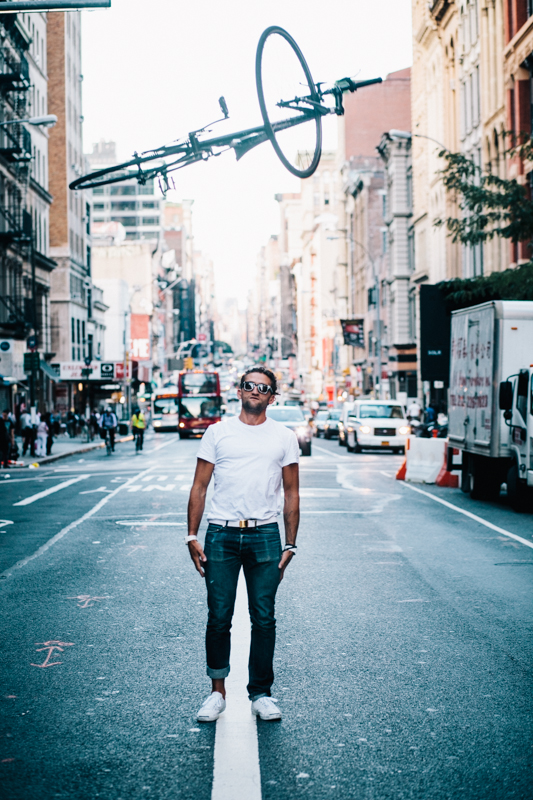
[17,435,135,468]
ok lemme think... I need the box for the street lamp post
[0,115,58,129]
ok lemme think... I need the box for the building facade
[0,12,66,415]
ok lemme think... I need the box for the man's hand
[188,540,207,578]
[278,550,294,582]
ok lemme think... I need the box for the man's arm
[279,462,300,581]
[187,457,215,578]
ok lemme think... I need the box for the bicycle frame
[69,31,382,192]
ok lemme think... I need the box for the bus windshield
[180,373,218,395]
[153,397,178,415]
[179,397,222,419]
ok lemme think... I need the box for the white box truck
[448,300,533,509]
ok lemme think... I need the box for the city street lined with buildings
[0,1,532,798]
[1,437,532,799]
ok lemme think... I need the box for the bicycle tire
[256,26,322,179]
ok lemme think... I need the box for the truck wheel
[506,461,530,512]
[470,456,500,501]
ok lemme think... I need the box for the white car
[345,400,409,454]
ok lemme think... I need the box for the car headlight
[347,426,353,433]
[359,425,371,434]
[179,422,185,428]
[398,425,410,435]
[296,426,308,436]
[153,421,160,427]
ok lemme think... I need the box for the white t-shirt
[197,415,300,521]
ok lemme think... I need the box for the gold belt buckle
[239,519,248,529]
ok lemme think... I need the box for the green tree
[434,141,533,310]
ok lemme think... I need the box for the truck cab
[499,367,533,507]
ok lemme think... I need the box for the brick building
[47,10,106,415]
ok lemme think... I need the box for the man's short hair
[240,366,278,395]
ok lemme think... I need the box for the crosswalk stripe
[13,475,89,506]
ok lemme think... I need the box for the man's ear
[268,393,276,405]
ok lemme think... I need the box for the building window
[381,229,388,254]
[71,317,75,361]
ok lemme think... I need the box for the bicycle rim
[256,26,322,179]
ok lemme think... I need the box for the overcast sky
[82,0,413,305]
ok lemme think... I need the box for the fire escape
[0,34,33,340]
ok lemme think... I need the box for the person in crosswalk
[187,367,300,723]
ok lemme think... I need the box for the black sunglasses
[241,380,273,395]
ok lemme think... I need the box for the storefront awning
[40,360,61,383]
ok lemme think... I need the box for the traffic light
[184,357,194,370]
[23,352,40,372]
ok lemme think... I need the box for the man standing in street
[187,367,300,723]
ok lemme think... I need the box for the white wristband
[185,535,198,544]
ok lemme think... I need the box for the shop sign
[340,320,365,348]
[130,314,150,360]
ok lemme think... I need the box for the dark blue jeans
[203,522,282,700]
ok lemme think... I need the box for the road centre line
[211,572,261,800]
[403,483,533,550]
[13,475,89,506]
[0,466,156,581]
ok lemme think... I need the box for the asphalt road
[1,432,532,800]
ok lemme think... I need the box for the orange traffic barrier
[435,442,459,488]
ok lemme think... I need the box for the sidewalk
[9,434,134,468]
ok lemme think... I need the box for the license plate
[381,441,389,446]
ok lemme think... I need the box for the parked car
[345,400,409,454]
[266,405,312,456]
[324,409,342,439]
[311,409,330,438]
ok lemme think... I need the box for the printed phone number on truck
[450,394,489,408]
[451,338,492,360]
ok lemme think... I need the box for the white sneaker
[196,691,226,723]
[251,696,282,721]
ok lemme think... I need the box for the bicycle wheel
[256,26,322,179]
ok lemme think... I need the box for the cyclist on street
[100,407,118,452]
[132,406,146,450]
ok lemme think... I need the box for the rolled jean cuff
[248,692,269,701]
[207,665,230,679]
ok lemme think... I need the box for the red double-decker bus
[178,371,222,439]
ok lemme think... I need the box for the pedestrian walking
[44,413,54,456]
[187,367,300,723]
[407,398,421,421]
[100,407,118,451]
[132,406,146,450]
[35,417,48,457]
[20,408,34,456]
[0,409,11,469]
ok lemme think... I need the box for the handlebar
[335,76,383,93]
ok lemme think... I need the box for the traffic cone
[396,458,407,480]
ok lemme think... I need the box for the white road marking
[13,475,89,506]
[211,573,261,800]
[116,520,186,527]
[312,444,351,458]
[0,520,14,528]
[403,483,533,550]
[0,467,155,580]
